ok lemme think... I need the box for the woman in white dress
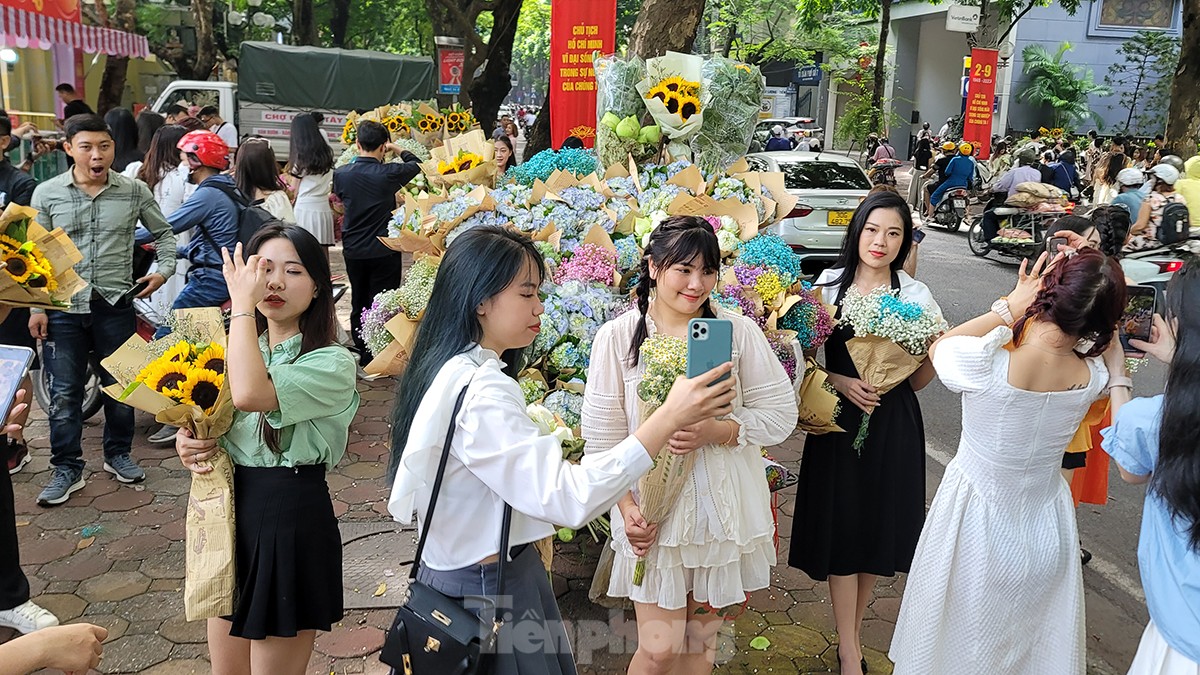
[234,138,295,224]
[126,124,195,322]
[582,216,797,675]
[285,112,335,246]
[889,244,1127,674]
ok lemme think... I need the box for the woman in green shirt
[176,224,360,674]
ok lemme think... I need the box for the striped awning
[0,6,149,58]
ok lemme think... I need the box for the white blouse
[388,345,653,571]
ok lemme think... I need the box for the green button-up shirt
[31,169,176,314]
[219,334,361,470]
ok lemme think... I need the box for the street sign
[437,46,464,95]
[796,65,822,86]
[946,4,981,33]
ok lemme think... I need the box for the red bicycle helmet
[177,130,230,171]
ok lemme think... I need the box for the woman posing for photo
[387,226,736,675]
[176,225,360,674]
[789,191,943,675]
[582,216,797,675]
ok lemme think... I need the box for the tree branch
[433,0,487,51]
[997,0,1038,45]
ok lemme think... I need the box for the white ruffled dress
[582,308,797,610]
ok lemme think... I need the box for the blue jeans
[44,297,137,473]
[153,267,229,339]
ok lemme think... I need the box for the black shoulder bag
[380,385,513,675]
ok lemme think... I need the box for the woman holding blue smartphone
[788,191,943,675]
[583,216,797,674]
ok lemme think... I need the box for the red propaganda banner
[550,0,616,149]
[438,46,464,96]
[0,0,81,23]
[964,48,999,159]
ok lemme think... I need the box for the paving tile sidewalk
[2,248,898,674]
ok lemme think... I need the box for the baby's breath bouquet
[631,334,692,585]
[840,286,944,451]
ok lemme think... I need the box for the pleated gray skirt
[415,543,578,675]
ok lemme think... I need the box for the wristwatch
[991,298,1015,326]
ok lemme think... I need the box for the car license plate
[953,199,967,209]
[827,210,853,226]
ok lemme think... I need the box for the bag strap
[192,182,248,261]
[410,383,514,599]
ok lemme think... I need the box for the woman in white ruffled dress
[582,216,796,675]
[285,112,335,246]
[889,245,1127,675]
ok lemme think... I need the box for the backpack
[195,182,283,261]
[1158,196,1190,245]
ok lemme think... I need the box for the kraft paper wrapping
[0,203,87,310]
[632,399,696,585]
[97,307,239,620]
[844,335,926,398]
[797,359,844,435]
[363,310,423,377]
[421,129,499,189]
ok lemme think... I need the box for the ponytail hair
[627,216,720,366]
[1011,247,1126,357]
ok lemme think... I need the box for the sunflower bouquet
[409,103,446,149]
[440,104,477,137]
[636,52,705,160]
[420,128,497,189]
[341,112,360,146]
[382,115,411,139]
[437,150,484,175]
[0,203,85,310]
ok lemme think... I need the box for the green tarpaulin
[238,42,436,110]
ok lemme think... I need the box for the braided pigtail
[627,254,654,366]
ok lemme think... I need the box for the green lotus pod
[601,112,622,130]
[638,125,662,145]
[615,115,641,140]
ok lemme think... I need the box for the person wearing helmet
[1159,153,1185,173]
[913,125,935,169]
[1127,164,1187,252]
[1173,155,1200,233]
[927,142,976,217]
[873,136,896,162]
[764,124,792,152]
[938,117,953,139]
[919,141,960,212]
[980,147,1045,243]
[1111,167,1149,219]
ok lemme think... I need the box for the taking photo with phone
[1119,285,1157,353]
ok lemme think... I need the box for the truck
[149,41,437,158]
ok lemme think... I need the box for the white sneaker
[0,600,60,633]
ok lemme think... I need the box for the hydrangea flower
[614,236,641,275]
[519,377,548,405]
[543,389,584,428]
[548,341,589,373]
[554,244,617,286]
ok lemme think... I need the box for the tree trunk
[191,0,218,81]
[869,0,891,134]
[331,0,352,47]
[1166,0,1200,149]
[524,88,552,161]
[467,0,521,133]
[96,0,136,114]
[293,0,318,46]
[628,0,707,58]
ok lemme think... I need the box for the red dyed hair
[1012,248,1127,357]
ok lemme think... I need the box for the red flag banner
[963,48,998,160]
[550,0,616,149]
[0,0,79,23]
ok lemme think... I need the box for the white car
[744,151,871,275]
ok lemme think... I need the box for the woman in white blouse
[387,226,736,675]
[583,216,797,675]
[234,138,296,223]
[285,113,335,246]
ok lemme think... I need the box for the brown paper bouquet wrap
[363,309,423,377]
[0,203,87,310]
[420,129,498,190]
[843,336,927,451]
[98,308,238,620]
[797,358,844,435]
[632,398,696,586]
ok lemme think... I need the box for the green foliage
[512,0,551,97]
[314,0,433,53]
[829,38,902,146]
[1018,42,1112,129]
[1105,30,1180,135]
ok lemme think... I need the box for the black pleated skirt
[227,465,343,639]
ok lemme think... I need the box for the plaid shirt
[31,169,176,314]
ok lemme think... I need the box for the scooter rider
[927,142,976,218]
[979,148,1042,244]
[921,141,958,213]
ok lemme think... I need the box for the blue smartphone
[687,318,733,384]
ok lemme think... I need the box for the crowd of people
[0,96,1196,675]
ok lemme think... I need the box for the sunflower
[341,119,357,146]
[647,83,670,103]
[663,92,682,116]
[427,115,444,130]
[447,112,462,126]
[179,369,223,414]
[26,273,56,292]
[139,360,191,398]
[678,94,701,121]
[27,245,51,277]
[658,75,689,93]
[437,159,458,175]
[2,250,35,284]
[162,341,197,365]
[455,151,483,172]
[194,343,225,374]
[0,234,22,252]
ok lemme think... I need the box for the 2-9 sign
[973,63,994,79]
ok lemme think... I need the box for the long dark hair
[136,111,165,157]
[388,227,545,477]
[287,112,334,177]
[1101,153,1127,186]
[1012,247,1126,357]
[137,124,188,193]
[244,224,338,453]
[628,216,720,366]
[1090,205,1131,259]
[104,107,143,172]
[235,139,282,200]
[824,190,913,301]
[1153,260,1200,551]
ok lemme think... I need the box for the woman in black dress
[789,191,944,675]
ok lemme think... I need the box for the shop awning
[0,6,149,58]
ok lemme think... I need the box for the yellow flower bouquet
[441,103,477,137]
[420,129,498,189]
[99,307,237,621]
[0,203,86,310]
[409,103,446,149]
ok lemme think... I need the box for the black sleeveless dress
[788,272,928,581]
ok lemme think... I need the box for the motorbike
[930,187,971,232]
[966,205,1067,263]
[1122,237,1199,296]
[867,158,902,187]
